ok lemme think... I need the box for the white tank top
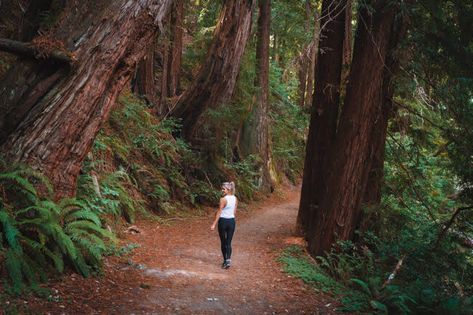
[220,195,236,219]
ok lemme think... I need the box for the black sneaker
[221,261,227,269]
[223,259,231,269]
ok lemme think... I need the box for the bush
[0,163,113,294]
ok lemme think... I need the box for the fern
[0,165,114,293]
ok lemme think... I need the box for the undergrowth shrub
[77,169,146,223]
[86,93,222,214]
[279,243,472,314]
[0,162,113,295]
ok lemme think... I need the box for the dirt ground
[4,187,339,314]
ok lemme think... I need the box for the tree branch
[435,205,473,248]
[0,38,72,64]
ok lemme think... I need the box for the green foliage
[224,155,260,201]
[0,164,113,295]
[78,170,145,223]
[84,93,224,215]
[269,62,308,182]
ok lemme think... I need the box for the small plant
[0,163,113,294]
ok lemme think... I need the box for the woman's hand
[210,224,216,231]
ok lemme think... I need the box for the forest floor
[4,186,340,314]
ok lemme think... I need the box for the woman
[210,182,237,269]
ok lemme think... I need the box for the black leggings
[218,218,235,261]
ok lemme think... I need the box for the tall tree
[170,0,254,141]
[0,0,172,198]
[132,41,158,106]
[308,0,408,256]
[240,0,274,192]
[167,0,184,97]
[297,0,346,234]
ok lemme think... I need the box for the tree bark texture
[167,0,183,97]
[308,1,403,256]
[170,0,254,141]
[240,0,273,193]
[360,10,410,231]
[132,41,157,106]
[0,0,172,198]
[297,0,346,235]
[304,13,320,110]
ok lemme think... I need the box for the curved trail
[22,189,337,314]
[121,188,336,314]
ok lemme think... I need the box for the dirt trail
[15,188,338,314]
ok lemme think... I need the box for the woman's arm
[211,197,226,230]
[234,198,238,217]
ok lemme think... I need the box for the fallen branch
[382,254,406,289]
[0,38,72,64]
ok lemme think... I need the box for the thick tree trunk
[297,54,309,108]
[132,42,157,106]
[159,36,170,110]
[297,0,346,235]
[240,0,273,193]
[167,0,183,97]
[0,0,172,198]
[360,10,410,230]
[170,0,254,141]
[308,1,404,256]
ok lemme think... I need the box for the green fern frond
[21,236,64,273]
[0,210,21,250]
[16,167,54,198]
[63,209,102,226]
[0,172,37,200]
[5,248,25,295]
[15,205,53,222]
[64,220,113,239]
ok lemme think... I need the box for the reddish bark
[167,0,184,97]
[132,42,157,106]
[304,14,320,109]
[297,0,346,235]
[308,1,404,256]
[240,0,273,192]
[159,36,170,110]
[171,0,254,141]
[0,0,172,198]
[360,10,410,231]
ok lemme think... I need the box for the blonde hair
[222,181,235,194]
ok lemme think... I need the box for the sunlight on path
[145,268,228,280]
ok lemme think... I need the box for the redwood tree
[170,0,254,141]
[308,0,408,256]
[297,0,346,235]
[167,0,184,97]
[240,0,273,193]
[132,42,158,106]
[0,0,173,198]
